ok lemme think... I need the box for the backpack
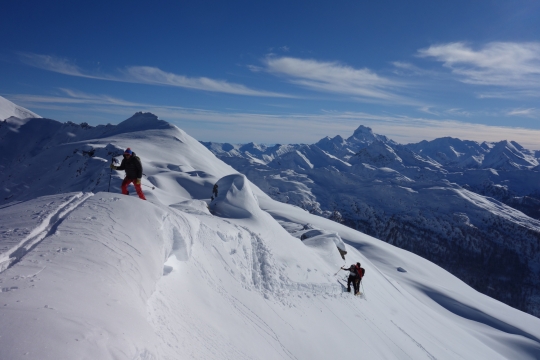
[359,266,365,278]
[355,265,365,278]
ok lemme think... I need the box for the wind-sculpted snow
[1,110,540,358]
[209,174,260,219]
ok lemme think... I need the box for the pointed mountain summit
[111,111,174,135]
[314,125,395,160]
[315,135,347,151]
[239,142,268,155]
[0,95,41,120]
[347,125,393,146]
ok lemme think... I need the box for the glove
[136,178,141,185]
[110,164,117,170]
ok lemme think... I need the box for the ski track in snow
[0,192,93,273]
[391,320,438,360]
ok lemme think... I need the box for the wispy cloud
[8,89,540,149]
[121,66,286,96]
[8,89,145,107]
[476,89,540,99]
[259,56,416,104]
[391,61,445,79]
[18,52,289,97]
[507,108,539,118]
[445,108,473,117]
[418,106,439,116]
[418,42,540,87]
[18,53,99,79]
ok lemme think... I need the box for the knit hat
[124,148,133,155]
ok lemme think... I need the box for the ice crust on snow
[1,109,540,359]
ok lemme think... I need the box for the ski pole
[140,173,154,189]
[334,267,343,276]
[141,183,155,190]
[108,156,114,192]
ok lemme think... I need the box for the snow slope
[0,95,40,121]
[1,112,540,359]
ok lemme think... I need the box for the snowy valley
[1,97,540,359]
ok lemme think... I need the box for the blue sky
[2,0,540,147]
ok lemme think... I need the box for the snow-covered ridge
[0,95,40,121]
[1,110,540,359]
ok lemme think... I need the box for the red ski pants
[121,178,146,200]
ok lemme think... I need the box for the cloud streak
[18,53,289,98]
[507,108,539,118]
[418,42,540,88]
[9,89,540,149]
[19,53,102,79]
[8,89,146,107]
[260,56,416,104]
[121,66,286,96]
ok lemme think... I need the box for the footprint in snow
[1,286,18,292]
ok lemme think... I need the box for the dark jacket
[344,265,361,278]
[117,153,143,179]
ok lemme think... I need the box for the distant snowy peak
[406,137,487,168]
[349,140,402,167]
[315,135,347,151]
[200,141,298,164]
[200,142,242,156]
[482,140,539,170]
[268,145,351,171]
[347,125,394,146]
[314,125,393,160]
[238,142,268,155]
[405,136,540,170]
[0,95,40,121]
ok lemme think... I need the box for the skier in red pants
[110,148,146,200]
